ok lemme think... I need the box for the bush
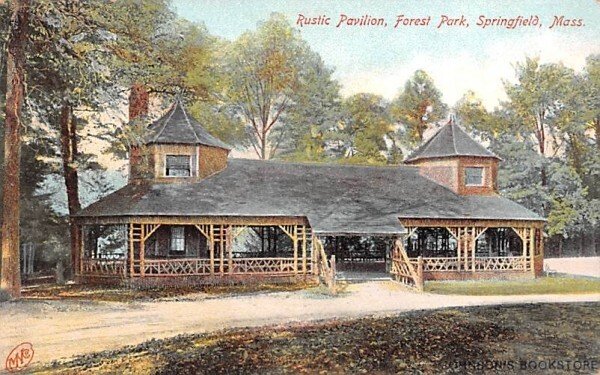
[0,288,12,302]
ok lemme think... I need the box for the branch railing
[132,257,307,277]
[411,255,530,272]
[82,257,313,277]
[230,257,298,275]
[390,239,423,291]
[140,258,215,276]
[473,256,529,271]
[313,236,336,293]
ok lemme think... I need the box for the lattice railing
[473,256,528,271]
[81,259,126,277]
[420,257,460,272]
[134,257,305,276]
[140,258,214,276]
[406,256,529,272]
[230,258,297,275]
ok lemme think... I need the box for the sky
[172,0,599,109]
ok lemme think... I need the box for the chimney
[128,84,150,182]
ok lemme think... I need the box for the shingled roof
[76,159,543,236]
[145,101,232,150]
[405,119,500,163]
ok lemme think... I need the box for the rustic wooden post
[140,225,145,277]
[219,225,225,275]
[129,223,134,276]
[310,233,319,275]
[471,226,476,272]
[455,228,462,271]
[329,254,336,294]
[521,227,527,270]
[78,224,84,276]
[416,256,424,291]
[227,225,233,275]
[209,224,215,275]
[529,227,535,276]
[301,225,307,274]
[293,225,298,274]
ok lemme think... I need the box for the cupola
[129,101,232,182]
[404,117,501,195]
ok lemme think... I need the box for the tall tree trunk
[594,117,600,152]
[0,0,29,299]
[260,129,267,160]
[60,103,82,277]
[533,112,548,187]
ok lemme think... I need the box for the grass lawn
[35,302,599,374]
[424,275,600,296]
[21,282,315,302]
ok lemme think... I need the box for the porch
[390,220,545,289]
[75,219,325,283]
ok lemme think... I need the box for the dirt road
[1,281,598,368]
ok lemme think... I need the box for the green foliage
[391,70,448,146]
[503,57,577,156]
[426,276,600,295]
[222,13,342,159]
[455,55,599,249]
[454,91,507,139]
[277,53,342,161]
[188,101,246,148]
[335,93,397,165]
[545,161,589,237]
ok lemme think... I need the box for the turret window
[165,155,191,177]
[465,167,484,186]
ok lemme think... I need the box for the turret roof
[145,101,232,150]
[405,118,500,163]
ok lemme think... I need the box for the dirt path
[1,281,598,367]
[544,257,600,278]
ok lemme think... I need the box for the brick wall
[198,145,229,178]
[409,156,498,196]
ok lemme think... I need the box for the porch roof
[75,159,544,235]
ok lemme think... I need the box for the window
[464,167,484,186]
[170,227,185,253]
[165,155,191,177]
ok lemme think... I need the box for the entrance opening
[321,236,395,281]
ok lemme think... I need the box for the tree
[503,57,576,186]
[453,91,507,140]
[223,13,340,159]
[26,0,118,273]
[275,54,342,162]
[104,2,242,155]
[335,93,396,165]
[391,70,447,146]
[1,0,30,298]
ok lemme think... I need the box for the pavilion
[74,102,545,290]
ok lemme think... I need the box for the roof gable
[145,101,232,150]
[405,120,499,163]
